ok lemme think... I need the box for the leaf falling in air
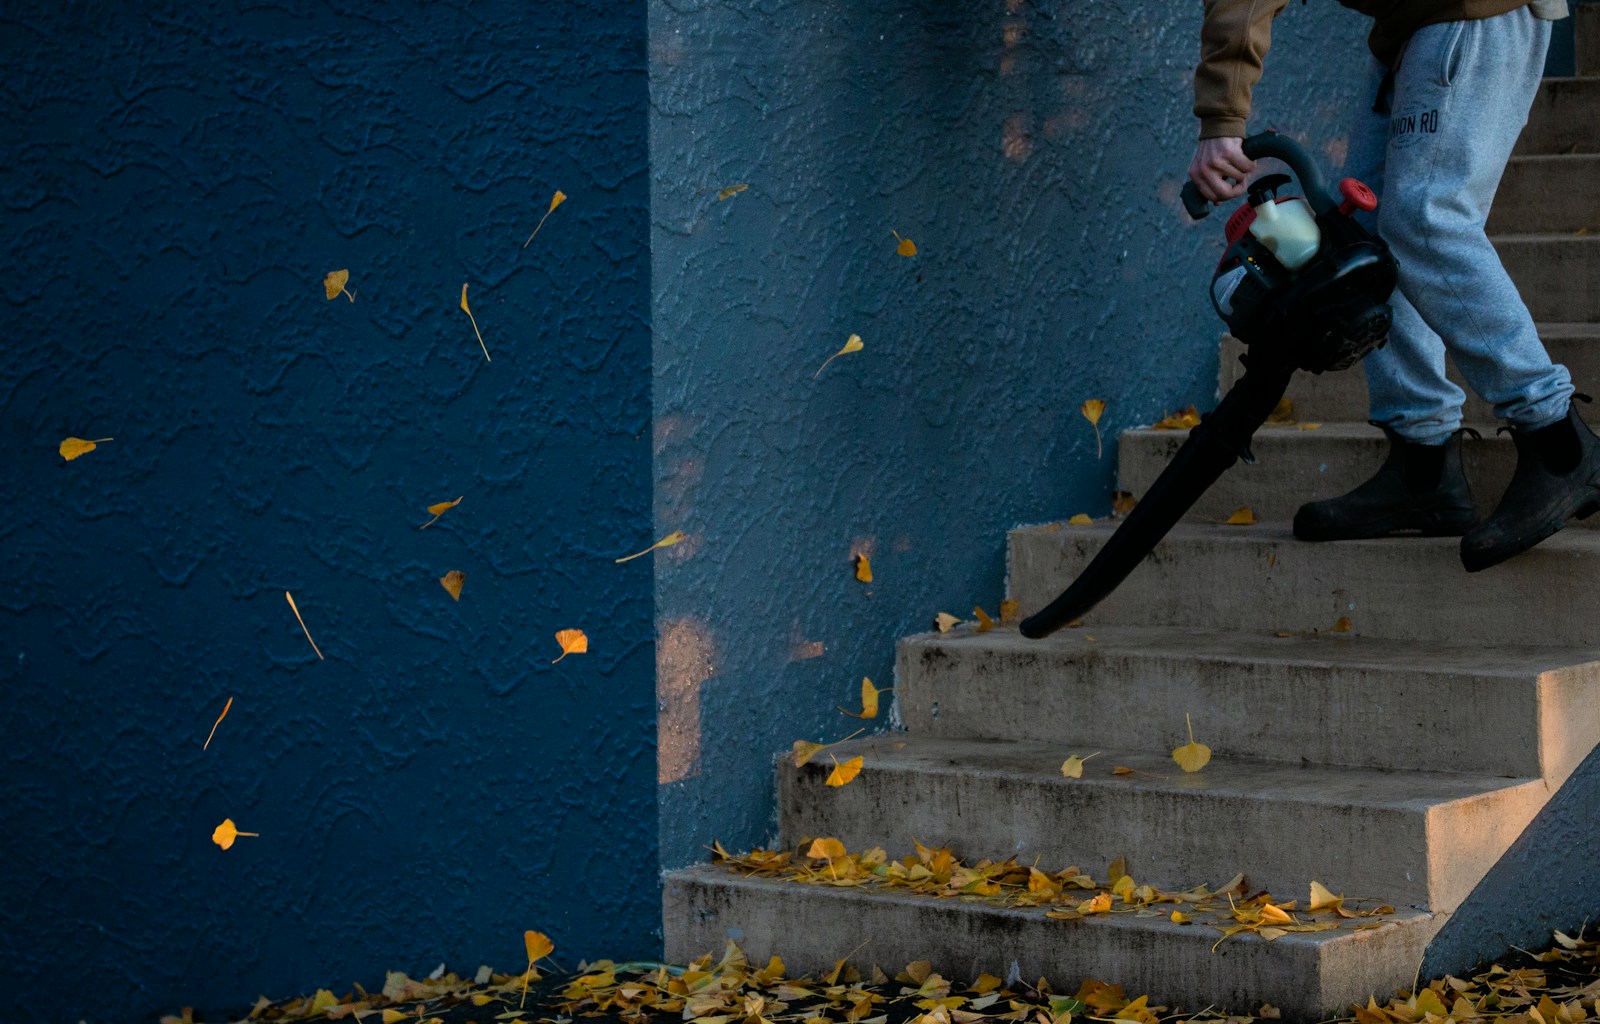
[419,496,463,530]
[838,677,891,719]
[999,599,1020,625]
[1111,490,1138,517]
[1060,752,1099,778]
[825,754,864,787]
[211,818,259,850]
[522,190,568,248]
[1225,506,1255,526]
[552,629,588,664]
[323,269,354,302]
[203,697,234,751]
[807,837,847,860]
[812,333,864,379]
[717,183,749,201]
[1172,712,1212,773]
[934,612,960,632]
[854,554,872,583]
[460,284,491,362]
[891,230,918,257]
[521,929,556,1007]
[1331,616,1353,633]
[1068,513,1094,526]
[1152,406,1202,430]
[59,437,113,461]
[791,727,864,768]
[973,606,996,632]
[439,570,465,601]
[616,530,688,563]
[284,591,325,661]
[1081,399,1106,459]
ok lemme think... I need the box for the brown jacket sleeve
[1194,0,1291,139]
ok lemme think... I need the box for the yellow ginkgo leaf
[973,606,995,632]
[791,728,864,768]
[1112,766,1136,775]
[1225,505,1255,526]
[1309,880,1343,912]
[1298,422,1323,431]
[717,183,749,201]
[323,269,354,302]
[616,530,688,563]
[420,496,463,530]
[1259,902,1294,925]
[813,333,864,379]
[1111,490,1139,517]
[1060,752,1099,778]
[203,696,233,751]
[1081,399,1106,459]
[552,629,588,664]
[523,190,568,248]
[439,570,465,601]
[460,283,490,362]
[524,929,554,962]
[999,599,1020,625]
[285,590,325,661]
[892,230,918,257]
[934,612,960,632]
[838,677,891,719]
[1267,397,1296,425]
[1331,616,1353,633]
[1171,910,1193,924]
[614,531,684,563]
[211,818,259,850]
[1068,513,1094,526]
[59,436,113,461]
[1079,893,1112,914]
[854,554,872,583]
[825,755,863,787]
[1152,406,1202,430]
[1172,712,1212,773]
[807,837,847,860]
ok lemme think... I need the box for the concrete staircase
[663,15,1600,1020]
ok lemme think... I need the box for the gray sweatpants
[1346,5,1574,444]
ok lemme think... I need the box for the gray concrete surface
[664,866,1442,1022]
[1489,155,1600,232]
[895,627,1600,781]
[1515,77,1600,153]
[1499,235,1600,322]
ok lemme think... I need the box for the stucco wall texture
[0,4,654,1021]
[649,0,1372,872]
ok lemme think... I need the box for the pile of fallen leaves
[713,840,1394,950]
[167,928,1600,1024]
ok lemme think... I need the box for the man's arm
[1190,0,1289,200]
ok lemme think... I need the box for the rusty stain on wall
[658,616,715,784]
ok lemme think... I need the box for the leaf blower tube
[1019,132,1398,640]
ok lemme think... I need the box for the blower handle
[1179,131,1339,221]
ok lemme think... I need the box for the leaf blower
[1019,131,1398,639]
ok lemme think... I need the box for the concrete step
[1579,7,1600,77]
[1007,521,1600,646]
[777,735,1546,914]
[1516,77,1600,155]
[1500,234,1600,322]
[664,865,1442,1021]
[1217,324,1600,423]
[1489,154,1600,233]
[896,626,1600,781]
[1116,421,1600,529]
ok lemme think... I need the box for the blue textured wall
[0,4,654,1021]
[649,0,1371,870]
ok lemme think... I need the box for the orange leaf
[717,183,749,201]
[1111,490,1138,516]
[616,530,688,563]
[791,727,864,768]
[1081,399,1106,459]
[1331,616,1353,633]
[894,234,918,257]
[1152,406,1201,430]
[1068,513,1094,526]
[524,929,554,962]
[1267,398,1296,425]
[419,496,463,530]
[284,591,325,661]
[813,334,864,379]
[460,283,490,362]
[999,599,1020,625]
[838,677,889,719]
[323,269,354,302]
[211,818,259,850]
[825,755,863,787]
[1171,713,1211,773]
[807,837,847,859]
[203,696,233,751]
[439,571,465,601]
[973,606,995,632]
[552,629,588,664]
[1112,766,1136,775]
[59,436,113,461]
[854,554,873,583]
[1259,902,1294,925]
[523,190,568,247]
[1224,506,1255,526]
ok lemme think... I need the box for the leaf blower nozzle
[1019,132,1398,640]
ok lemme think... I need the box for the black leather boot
[1460,398,1600,572]
[1293,423,1477,541]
